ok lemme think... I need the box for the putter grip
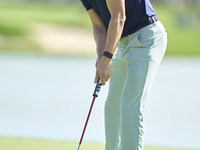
[93,79,101,97]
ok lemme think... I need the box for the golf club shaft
[77,79,101,150]
[78,95,96,150]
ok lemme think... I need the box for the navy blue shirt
[80,0,156,37]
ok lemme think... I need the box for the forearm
[94,16,125,84]
[93,25,107,57]
[87,1,126,85]
[93,16,125,58]
[104,16,125,54]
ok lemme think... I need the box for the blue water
[0,54,200,149]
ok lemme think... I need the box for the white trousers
[105,21,167,150]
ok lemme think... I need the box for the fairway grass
[0,2,91,35]
[0,137,198,150]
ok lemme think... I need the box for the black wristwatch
[103,51,113,59]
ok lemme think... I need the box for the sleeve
[80,0,92,11]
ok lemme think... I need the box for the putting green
[0,137,198,150]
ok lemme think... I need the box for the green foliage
[153,3,200,55]
[0,2,91,35]
[0,2,199,55]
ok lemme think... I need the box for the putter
[77,79,101,150]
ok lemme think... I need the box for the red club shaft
[77,79,101,150]
[79,95,96,146]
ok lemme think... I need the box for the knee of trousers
[120,91,146,121]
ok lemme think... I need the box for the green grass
[0,36,43,52]
[0,2,200,55]
[0,137,198,150]
[153,3,200,55]
[0,2,91,35]
[0,2,92,53]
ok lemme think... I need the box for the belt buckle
[149,16,156,24]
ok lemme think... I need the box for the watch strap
[103,51,113,59]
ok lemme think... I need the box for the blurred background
[0,0,200,150]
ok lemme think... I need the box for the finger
[105,74,110,82]
[105,70,112,82]
[94,71,100,83]
[99,73,106,86]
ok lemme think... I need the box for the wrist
[101,55,112,63]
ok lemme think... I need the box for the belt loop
[149,16,159,24]
[152,16,156,23]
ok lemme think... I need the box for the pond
[0,54,199,149]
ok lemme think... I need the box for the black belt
[149,15,159,24]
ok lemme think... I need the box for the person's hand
[94,56,112,86]
[95,55,102,69]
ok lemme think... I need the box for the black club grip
[93,79,101,97]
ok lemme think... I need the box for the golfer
[80,0,167,150]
